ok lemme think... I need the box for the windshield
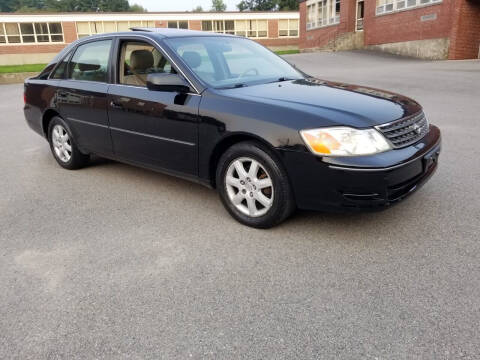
[165,36,303,89]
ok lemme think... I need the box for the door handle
[57,91,68,98]
[110,100,123,109]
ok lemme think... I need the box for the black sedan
[24,28,441,228]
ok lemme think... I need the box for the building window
[306,0,340,30]
[356,0,364,31]
[376,0,442,14]
[279,19,299,37]
[0,22,63,44]
[168,21,188,29]
[202,19,268,38]
[76,21,156,38]
[244,20,267,38]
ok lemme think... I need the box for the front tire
[48,116,89,170]
[216,141,295,228]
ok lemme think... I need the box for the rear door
[107,37,200,176]
[55,38,114,156]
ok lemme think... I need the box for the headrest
[182,51,201,69]
[78,60,100,72]
[130,50,154,71]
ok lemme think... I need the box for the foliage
[274,49,300,55]
[0,63,47,73]
[277,0,298,10]
[237,0,277,11]
[129,3,147,12]
[237,0,298,11]
[192,5,204,12]
[0,0,145,12]
[211,0,227,12]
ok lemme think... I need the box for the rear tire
[48,116,89,170]
[216,141,295,228]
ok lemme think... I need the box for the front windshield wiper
[266,77,297,84]
[218,83,248,89]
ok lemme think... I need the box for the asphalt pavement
[1,51,479,359]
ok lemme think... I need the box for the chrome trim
[374,111,423,130]
[68,117,196,146]
[109,126,196,146]
[47,33,201,94]
[110,83,201,96]
[375,111,428,149]
[68,117,109,128]
[118,33,201,94]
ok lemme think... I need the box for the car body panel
[55,80,113,155]
[107,84,200,175]
[218,79,422,129]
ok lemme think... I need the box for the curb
[0,72,39,84]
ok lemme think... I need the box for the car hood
[218,78,422,129]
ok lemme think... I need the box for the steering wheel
[237,68,259,79]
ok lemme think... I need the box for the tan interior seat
[123,49,154,86]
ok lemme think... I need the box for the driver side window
[119,41,175,87]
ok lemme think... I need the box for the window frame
[201,19,268,39]
[76,20,156,38]
[278,19,299,38]
[306,0,341,31]
[0,22,64,45]
[62,37,115,84]
[376,0,442,15]
[48,49,75,80]
[115,38,178,88]
[167,20,189,30]
[111,35,198,92]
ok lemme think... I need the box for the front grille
[376,112,429,148]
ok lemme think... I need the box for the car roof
[81,28,237,41]
[132,28,235,38]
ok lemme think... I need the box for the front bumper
[279,125,441,212]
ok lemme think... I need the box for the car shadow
[82,154,420,234]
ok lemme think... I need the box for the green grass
[274,49,300,55]
[0,52,300,74]
[0,63,47,74]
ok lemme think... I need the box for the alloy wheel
[225,157,274,217]
[51,124,72,163]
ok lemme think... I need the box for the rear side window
[50,51,72,80]
[67,40,112,83]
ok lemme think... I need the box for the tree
[2,0,146,12]
[211,0,226,12]
[0,0,19,12]
[277,0,298,10]
[129,3,147,12]
[192,5,204,12]
[237,0,277,11]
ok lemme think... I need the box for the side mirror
[146,73,190,93]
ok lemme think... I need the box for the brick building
[0,12,299,65]
[299,0,480,59]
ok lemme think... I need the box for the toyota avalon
[23,28,441,228]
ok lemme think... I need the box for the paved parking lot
[1,51,479,359]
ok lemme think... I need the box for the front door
[107,39,200,176]
[56,39,114,156]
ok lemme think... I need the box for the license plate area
[423,145,441,172]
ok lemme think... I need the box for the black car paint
[23,30,441,211]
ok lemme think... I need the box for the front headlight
[300,127,392,156]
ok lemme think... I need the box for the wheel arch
[208,132,281,189]
[42,108,61,138]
